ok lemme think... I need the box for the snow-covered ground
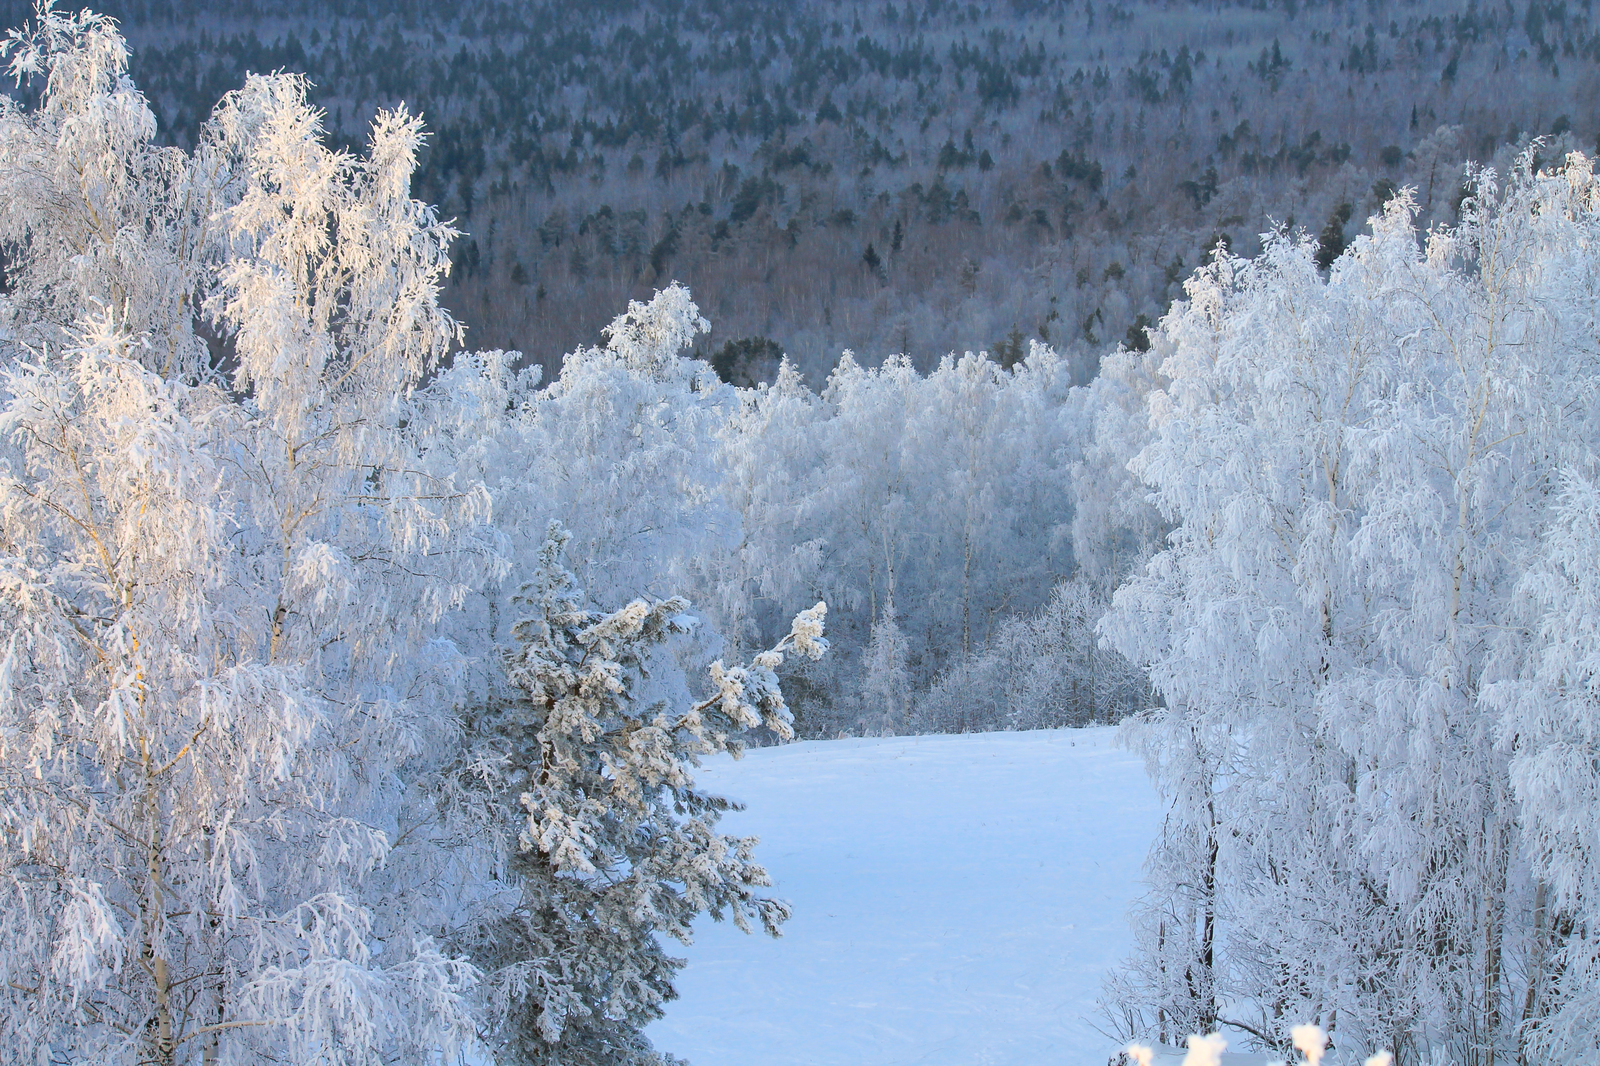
[647,726,1161,1066]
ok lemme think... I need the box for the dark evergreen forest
[5,0,1587,379]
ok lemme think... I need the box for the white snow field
[647,726,1161,1066]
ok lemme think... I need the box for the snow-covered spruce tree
[1102,156,1600,1064]
[0,7,499,1062]
[457,526,826,1065]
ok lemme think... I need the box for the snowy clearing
[647,727,1160,1066]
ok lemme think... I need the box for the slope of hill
[647,727,1160,1066]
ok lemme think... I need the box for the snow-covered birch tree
[0,8,497,1062]
[1103,153,1600,1065]
[0,10,835,1064]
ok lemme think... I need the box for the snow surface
[647,726,1161,1066]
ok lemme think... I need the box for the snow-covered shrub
[1119,1023,1392,1066]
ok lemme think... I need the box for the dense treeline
[0,13,825,1063]
[9,0,1591,380]
[1098,160,1600,1066]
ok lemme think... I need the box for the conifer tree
[459,527,826,1065]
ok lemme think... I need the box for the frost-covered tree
[0,8,489,1063]
[710,357,830,651]
[915,577,1151,734]
[0,7,832,1064]
[517,286,739,608]
[857,606,912,736]
[457,526,826,1065]
[1068,344,1170,594]
[0,4,214,375]
[1488,470,1600,1064]
[1103,153,1600,1064]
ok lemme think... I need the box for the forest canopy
[8,0,1586,381]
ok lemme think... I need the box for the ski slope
[647,726,1161,1066]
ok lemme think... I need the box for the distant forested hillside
[6,0,1590,379]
